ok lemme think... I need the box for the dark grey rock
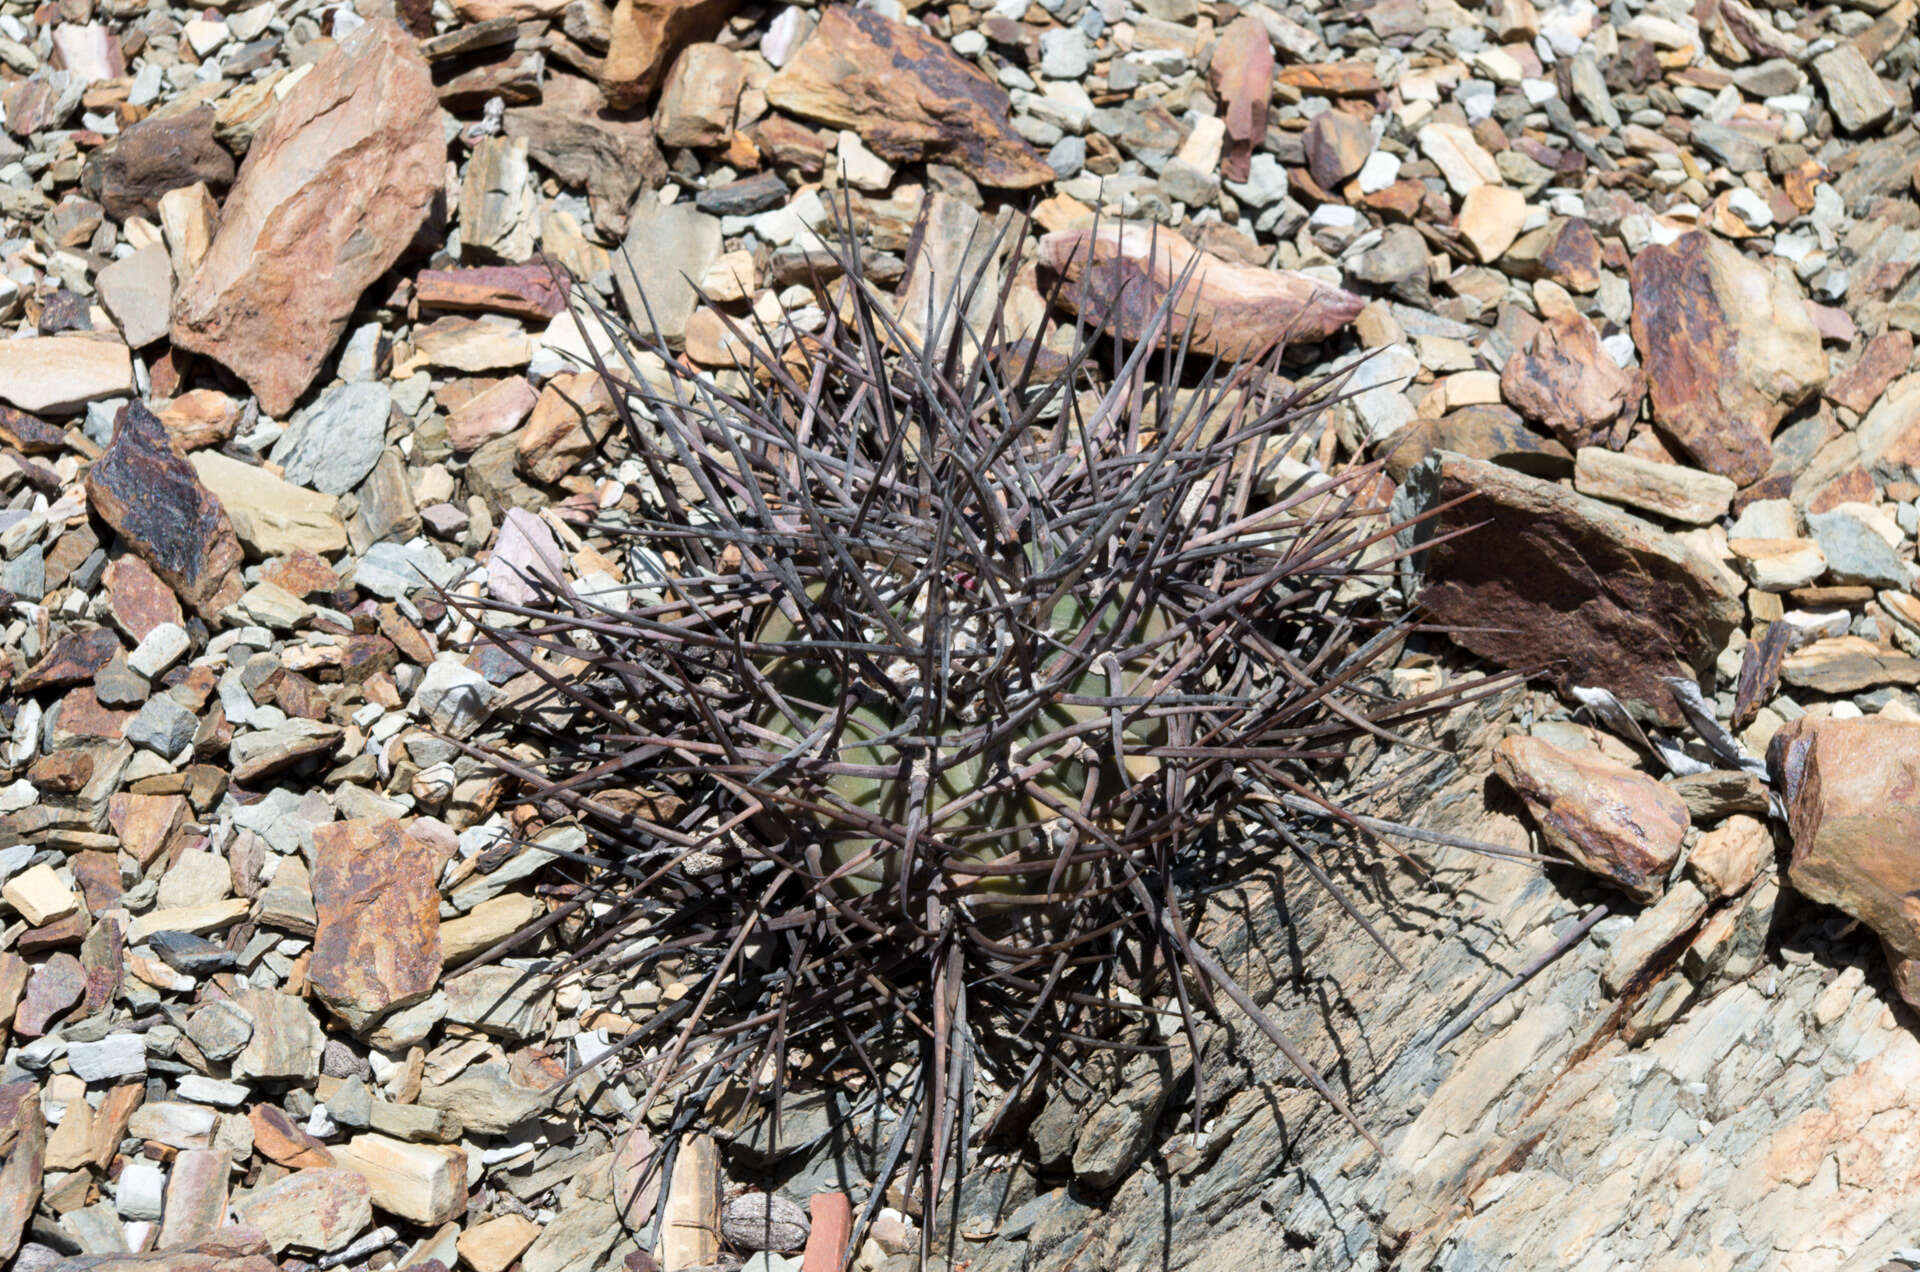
[148,929,237,976]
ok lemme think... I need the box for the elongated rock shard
[171,19,442,417]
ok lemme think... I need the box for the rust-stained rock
[249,1105,336,1170]
[310,818,446,1031]
[1208,17,1272,184]
[107,556,187,643]
[1378,404,1573,483]
[1494,736,1689,902]
[766,6,1053,190]
[1774,716,1920,1006]
[1405,454,1742,725]
[171,20,442,416]
[517,370,614,485]
[84,402,244,620]
[602,0,737,108]
[19,626,121,693]
[416,260,571,322]
[0,1081,44,1264]
[1036,222,1362,358]
[1501,309,1645,452]
[1827,329,1912,415]
[1629,230,1826,487]
[1303,109,1371,191]
[654,42,747,148]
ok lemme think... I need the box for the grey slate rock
[271,381,392,495]
[125,693,197,755]
[1809,507,1917,588]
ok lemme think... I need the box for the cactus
[444,214,1511,1262]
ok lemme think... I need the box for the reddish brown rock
[746,115,828,175]
[1826,329,1913,415]
[1496,736,1688,901]
[1207,17,1271,185]
[106,556,186,642]
[310,819,446,1031]
[53,689,135,744]
[259,550,341,598]
[81,105,235,222]
[1629,230,1826,486]
[84,401,244,620]
[27,751,93,794]
[158,1148,230,1249]
[416,261,571,321]
[766,7,1053,190]
[171,20,442,417]
[610,1125,660,1229]
[155,390,245,453]
[602,0,737,108]
[1036,223,1362,358]
[250,1105,337,1170]
[1501,310,1645,451]
[0,1082,42,1263]
[1304,109,1371,191]
[19,626,122,693]
[109,791,190,866]
[0,404,65,453]
[71,852,124,914]
[447,377,539,454]
[232,1167,374,1254]
[15,953,85,1038]
[78,918,123,1018]
[1409,455,1743,725]
[1277,61,1381,94]
[1538,217,1603,292]
[803,1193,852,1272]
[1774,716,1920,1006]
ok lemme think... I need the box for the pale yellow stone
[457,1214,541,1272]
[698,251,758,304]
[3,863,78,926]
[333,1133,467,1226]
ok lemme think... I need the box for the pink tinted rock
[447,376,539,454]
[488,508,568,606]
[171,20,442,416]
[1036,222,1362,358]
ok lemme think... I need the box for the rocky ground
[5,0,1920,1267]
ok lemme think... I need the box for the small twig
[1432,905,1610,1050]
